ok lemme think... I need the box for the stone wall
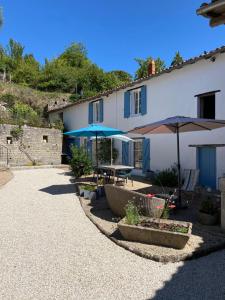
[0,124,62,166]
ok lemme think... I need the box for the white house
[48,46,225,189]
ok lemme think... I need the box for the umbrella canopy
[91,134,133,142]
[130,116,225,206]
[64,124,125,137]
[131,116,225,134]
[64,124,126,167]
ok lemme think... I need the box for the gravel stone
[0,168,224,299]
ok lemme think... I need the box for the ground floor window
[133,139,143,169]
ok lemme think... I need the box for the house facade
[48,46,225,189]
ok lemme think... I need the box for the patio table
[98,164,134,183]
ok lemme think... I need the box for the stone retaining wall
[0,124,62,166]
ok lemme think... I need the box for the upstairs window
[198,93,215,119]
[130,88,141,116]
[93,100,101,123]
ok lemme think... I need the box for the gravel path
[0,168,225,300]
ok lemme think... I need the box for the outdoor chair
[181,169,199,192]
[116,169,134,186]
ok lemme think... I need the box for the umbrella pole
[176,126,182,206]
[111,138,113,165]
[96,132,98,168]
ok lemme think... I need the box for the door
[198,147,216,189]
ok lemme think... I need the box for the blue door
[198,147,216,189]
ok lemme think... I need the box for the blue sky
[1,0,225,75]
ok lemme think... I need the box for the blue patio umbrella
[64,124,126,167]
[130,116,225,205]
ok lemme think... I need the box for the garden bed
[118,218,192,249]
[79,192,225,263]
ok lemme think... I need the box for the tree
[134,57,166,79]
[107,70,132,84]
[171,51,184,67]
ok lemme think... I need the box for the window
[130,88,141,116]
[133,139,143,169]
[93,100,100,123]
[198,94,215,119]
[7,137,13,144]
[43,135,48,143]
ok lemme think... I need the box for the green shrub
[69,145,92,178]
[125,201,140,225]
[83,185,96,192]
[51,119,64,131]
[153,165,178,187]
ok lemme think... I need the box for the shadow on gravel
[150,249,225,300]
[39,184,76,195]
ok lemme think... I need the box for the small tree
[70,145,92,178]
[171,51,184,67]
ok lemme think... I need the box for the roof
[48,45,225,113]
[196,0,225,26]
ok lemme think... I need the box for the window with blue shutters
[124,85,147,118]
[89,99,104,123]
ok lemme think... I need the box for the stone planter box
[198,211,218,225]
[118,218,192,249]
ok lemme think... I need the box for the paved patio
[0,168,225,299]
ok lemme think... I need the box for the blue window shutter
[124,91,130,118]
[99,99,104,122]
[142,138,150,173]
[141,85,147,115]
[88,102,93,124]
[122,142,129,165]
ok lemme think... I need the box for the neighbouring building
[48,46,225,189]
[197,0,225,27]
[0,124,62,166]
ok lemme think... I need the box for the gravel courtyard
[0,168,225,300]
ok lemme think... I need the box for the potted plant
[83,185,97,200]
[79,185,86,196]
[198,197,218,225]
[97,178,105,197]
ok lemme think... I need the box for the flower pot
[97,186,105,197]
[118,217,192,249]
[79,188,85,197]
[198,211,218,225]
[83,190,91,199]
[89,191,96,202]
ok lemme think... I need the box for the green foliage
[83,185,96,192]
[0,93,18,108]
[153,165,178,187]
[134,56,166,79]
[69,145,92,178]
[10,102,39,126]
[171,51,184,67]
[51,119,64,131]
[125,201,140,225]
[97,139,118,164]
[10,126,23,140]
[200,197,217,215]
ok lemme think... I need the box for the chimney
[148,60,156,76]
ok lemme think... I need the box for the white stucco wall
[49,52,225,186]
